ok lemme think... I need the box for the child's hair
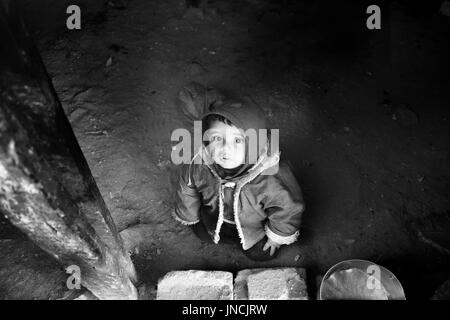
[203,114,233,130]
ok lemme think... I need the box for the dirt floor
[28,0,450,299]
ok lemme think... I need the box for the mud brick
[157,270,233,300]
[234,268,308,300]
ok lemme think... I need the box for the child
[173,99,305,261]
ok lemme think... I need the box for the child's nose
[221,139,234,152]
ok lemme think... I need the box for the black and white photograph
[0,0,449,307]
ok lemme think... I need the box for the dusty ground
[30,0,450,299]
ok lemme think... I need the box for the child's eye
[235,137,244,144]
[211,136,222,142]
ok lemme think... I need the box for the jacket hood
[202,98,267,132]
[201,99,272,177]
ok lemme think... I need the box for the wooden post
[0,0,137,299]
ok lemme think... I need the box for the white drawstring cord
[187,148,203,187]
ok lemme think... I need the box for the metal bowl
[319,259,406,300]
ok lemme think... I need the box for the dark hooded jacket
[174,100,305,250]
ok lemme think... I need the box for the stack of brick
[156,270,233,300]
[156,268,308,300]
[234,268,308,300]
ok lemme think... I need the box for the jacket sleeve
[261,162,305,245]
[173,164,201,225]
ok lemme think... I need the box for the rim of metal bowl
[319,259,406,300]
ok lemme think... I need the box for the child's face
[205,121,245,169]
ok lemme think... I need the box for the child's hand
[263,239,281,256]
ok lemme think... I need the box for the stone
[157,270,233,300]
[234,268,308,300]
